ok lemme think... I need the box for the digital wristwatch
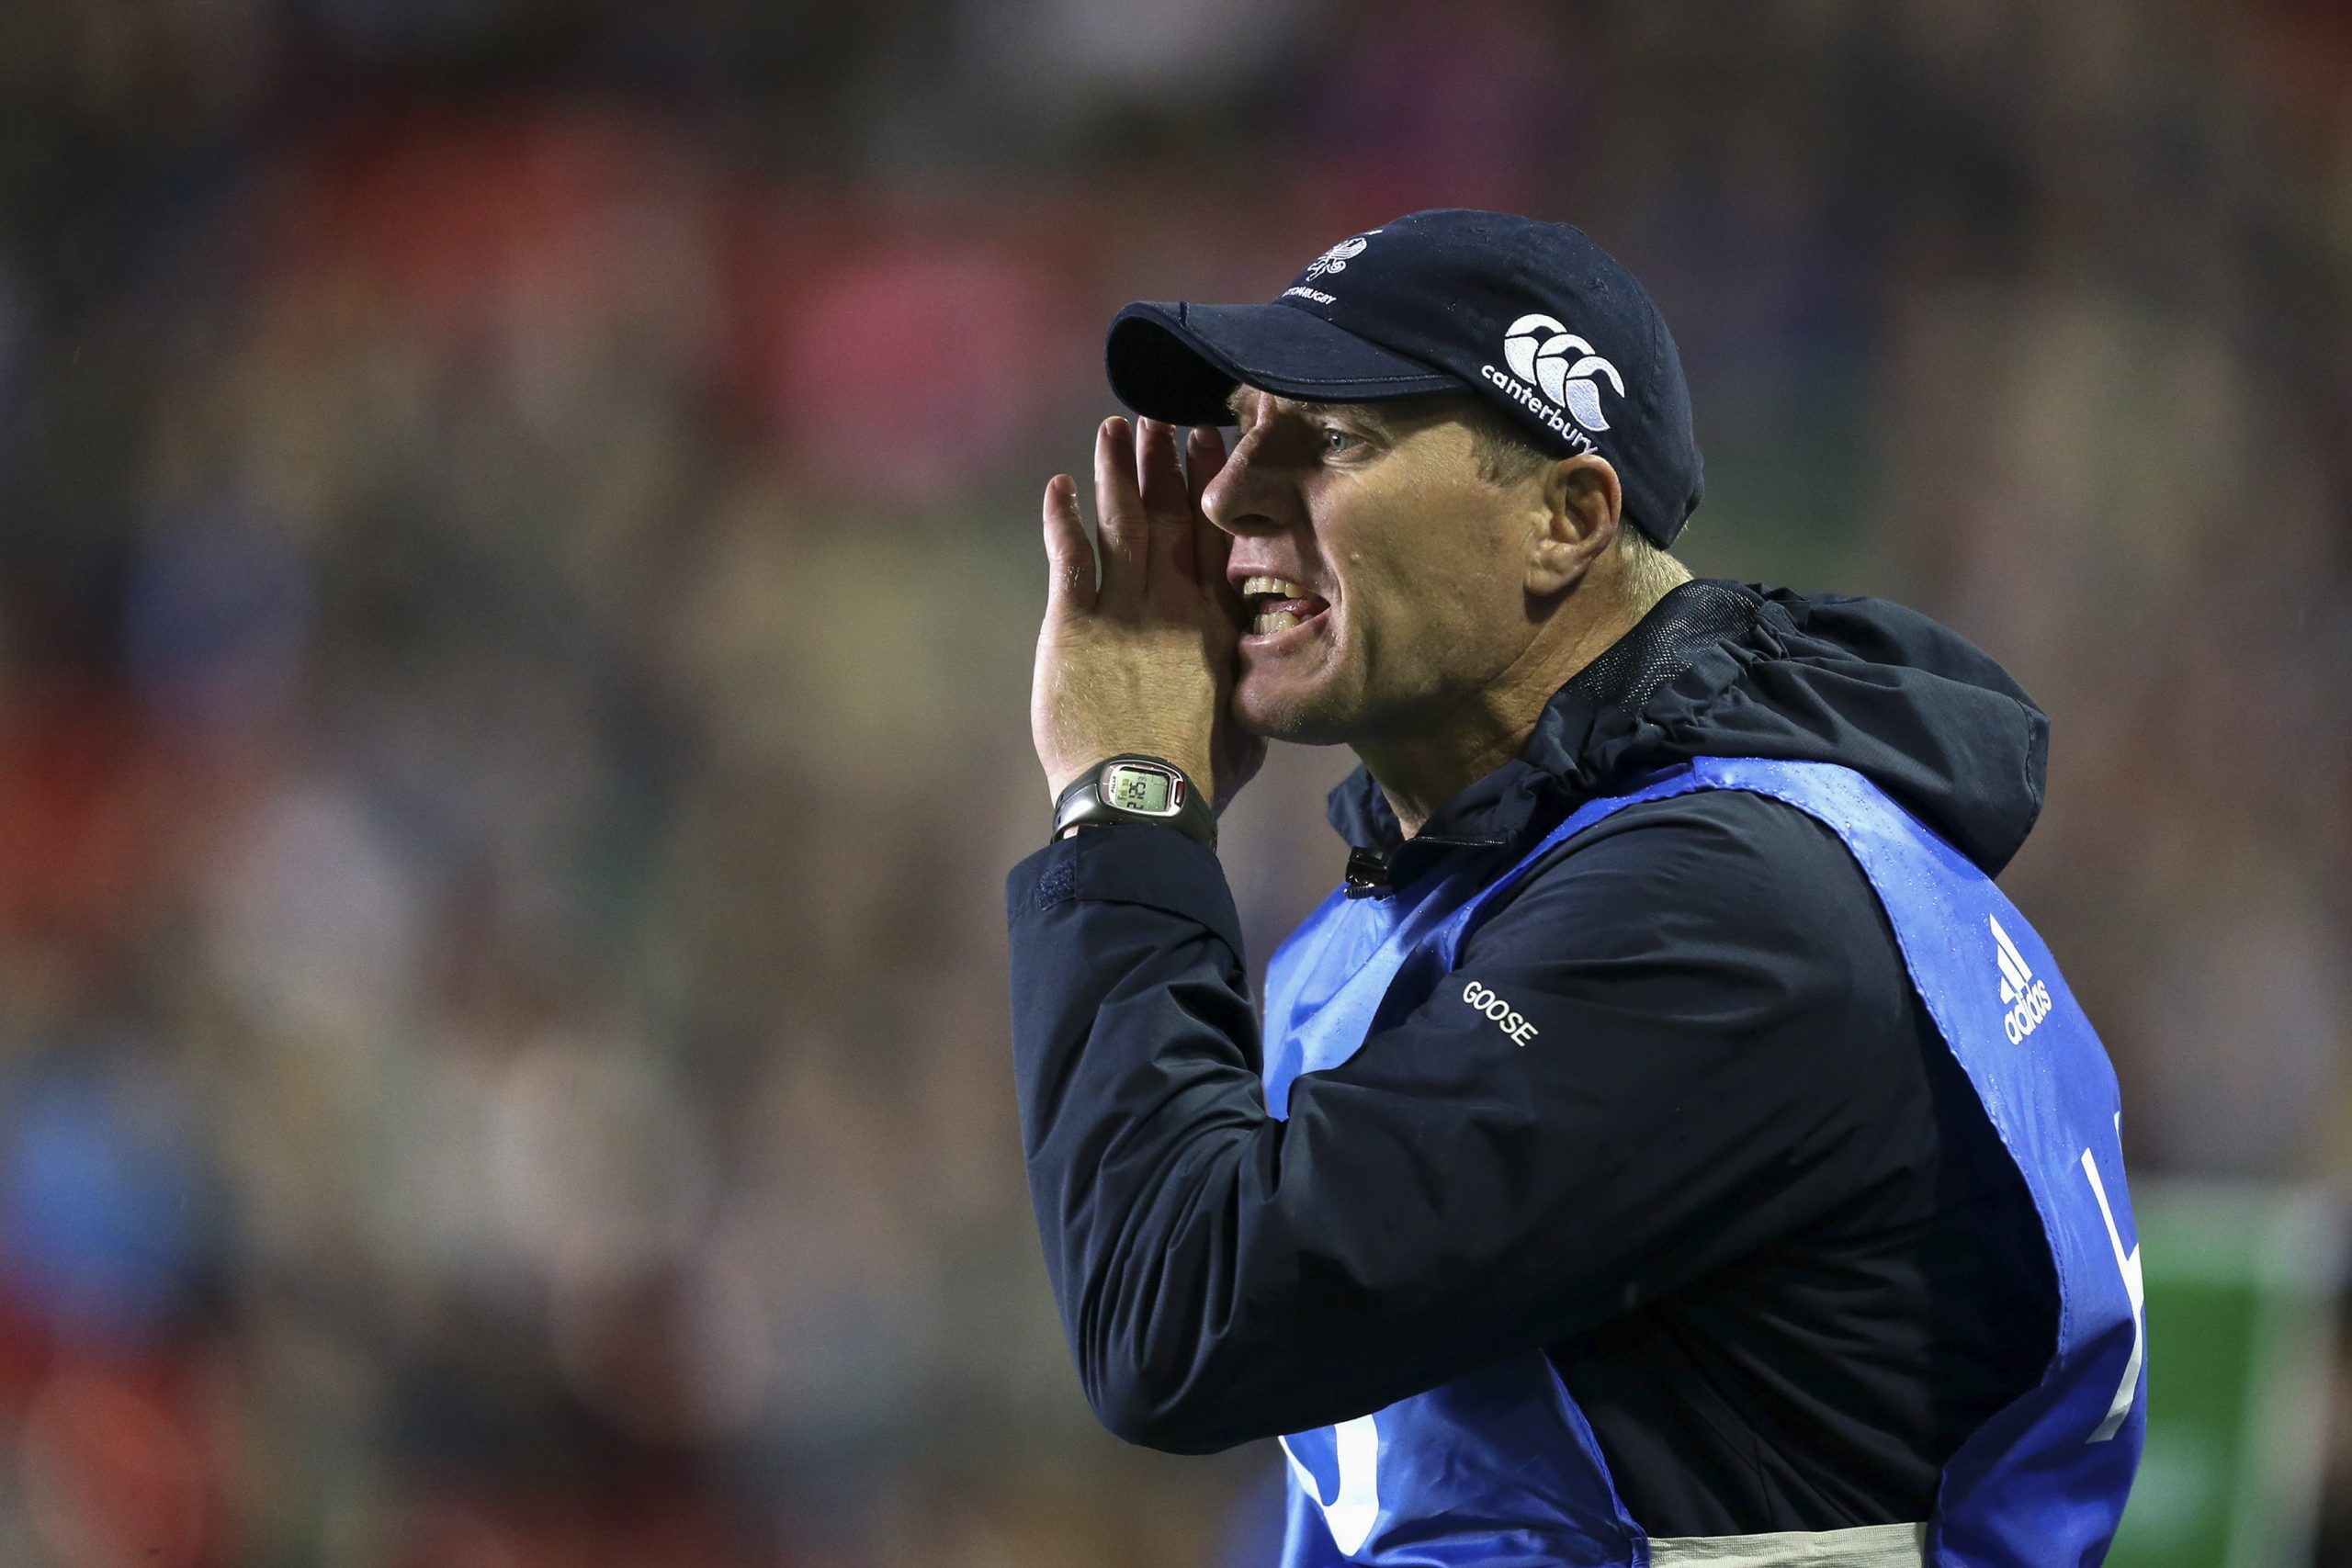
[1051,754,1216,850]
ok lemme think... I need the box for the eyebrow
[1223,386,1396,434]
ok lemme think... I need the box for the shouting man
[1008,210,2143,1566]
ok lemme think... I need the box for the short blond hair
[1450,396,1690,595]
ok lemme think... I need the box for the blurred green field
[2109,1184,2339,1568]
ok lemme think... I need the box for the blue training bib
[1261,758,2144,1567]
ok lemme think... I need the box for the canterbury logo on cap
[1501,314,1623,433]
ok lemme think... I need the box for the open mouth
[1238,574,1331,640]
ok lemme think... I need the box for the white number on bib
[1280,1414,1381,1553]
[2080,1137,2144,1443]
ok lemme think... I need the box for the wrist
[1050,754,1216,850]
[1046,747,1212,806]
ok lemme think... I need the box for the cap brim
[1106,301,1461,424]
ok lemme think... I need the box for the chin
[1234,678,1360,748]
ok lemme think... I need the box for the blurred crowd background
[0,0,2346,1563]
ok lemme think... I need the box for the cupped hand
[1032,416,1267,816]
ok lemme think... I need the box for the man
[1007,210,2143,1565]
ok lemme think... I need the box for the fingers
[1136,417,1195,582]
[1185,423,1228,515]
[1186,425,1233,602]
[1041,473,1096,617]
[1093,416,1145,611]
[1089,416,1224,616]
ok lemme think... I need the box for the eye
[1322,426,1363,456]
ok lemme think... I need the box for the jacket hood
[1327,579,2050,877]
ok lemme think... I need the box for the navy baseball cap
[1105,209,1704,546]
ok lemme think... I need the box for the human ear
[1524,455,1623,596]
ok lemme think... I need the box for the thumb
[1041,474,1097,617]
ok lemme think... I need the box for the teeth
[1239,574,1310,599]
[1252,610,1303,635]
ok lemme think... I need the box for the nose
[1202,420,1287,537]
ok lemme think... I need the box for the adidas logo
[1992,914,2053,1043]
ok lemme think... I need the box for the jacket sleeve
[1004,793,1917,1454]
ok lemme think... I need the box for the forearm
[1007,823,1283,1450]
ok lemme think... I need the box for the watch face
[1102,763,1181,816]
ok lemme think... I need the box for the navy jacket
[1005,580,2061,1535]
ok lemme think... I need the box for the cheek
[1361,531,1524,673]
[1317,472,1521,655]
[1331,565,1455,689]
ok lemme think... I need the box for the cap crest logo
[1501,314,1624,433]
[1302,231,1379,282]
